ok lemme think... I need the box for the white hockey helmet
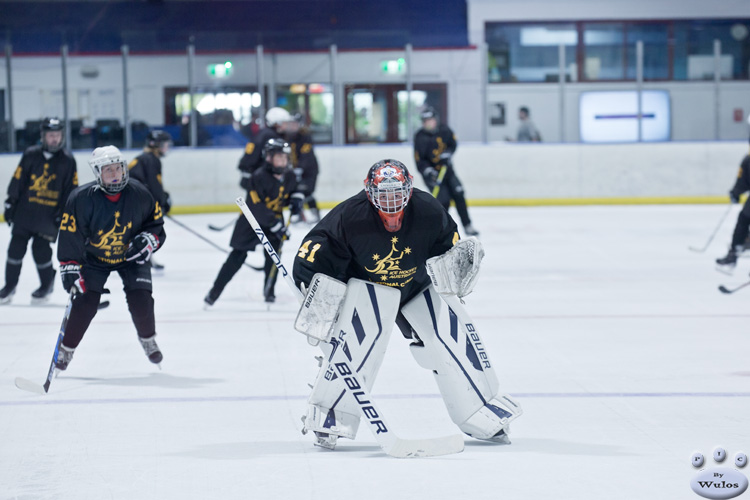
[89,145,128,194]
[364,159,414,232]
[266,107,292,127]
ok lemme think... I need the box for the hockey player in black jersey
[205,138,303,306]
[1,117,78,305]
[128,129,173,271]
[237,107,293,190]
[292,159,521,451]
[413,106,478,236]
[285,113,321,223]
[716,136,750,272]
[53,145,166,371]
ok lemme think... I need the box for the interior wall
[1,142,745,210]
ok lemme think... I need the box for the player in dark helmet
[414,106,479,237]
[128,129,173,272]
[1,117,78,305]
[205,137,303,306]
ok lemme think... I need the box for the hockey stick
[718,280,750,295]
[431,165,448,198]
[236,196,464,458]
[689,204,732,253]
[14,289,76,395]
[166,215,263,271]
[208,219,236,232]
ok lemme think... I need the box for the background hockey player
[54,145,166,372]
[128,129,173,271]
[292,159,521,450]
[1,117,78,305]
[285,113,321,223]
[413,106,478,236]
[205,138,303,306]
[716,133,750,272]
[238,107,293,190]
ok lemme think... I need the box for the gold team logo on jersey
[365,236,417,288]
[28,163,60,206]
[91,211,132,263]
[431,137,448,164]
[250,186,287,214]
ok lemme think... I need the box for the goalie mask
[364,159,413,233]
[89,145,128,194]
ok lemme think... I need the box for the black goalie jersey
[293,188,459,305]
[57,180,166,270]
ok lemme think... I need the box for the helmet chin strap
[379,211,404,232]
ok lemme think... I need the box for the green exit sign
[381,58,405,75]
[207,62,233,79]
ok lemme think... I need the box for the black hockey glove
[439,151,452,161]
[270,220,290,241]
[290,192,305,216]
[60,261,86,294]
[730,191,740,204]
[163,192,172,214]
[423,167,439,184]
[125,232,159,264]
[3,200,15,225]
[239,173,252,191]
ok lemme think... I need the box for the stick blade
[719,285,733,294]
[383,434,464,458]
[688,246,707,253]
[14,377,48,395]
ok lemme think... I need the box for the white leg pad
[302,279,401,446]
[402,286,522,440]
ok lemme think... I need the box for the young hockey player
[1,117,78,305]
[715,135,750,273]
[205,138,303,306]
[128,129,173,271]
[53,145,166,371]
[285,113,321,223]
[292,159,521,450]
[238,107,293,190]
[413,107,478,236]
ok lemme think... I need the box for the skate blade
[30,296,51,306]
[715,265,736,276]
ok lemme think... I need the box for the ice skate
[54,344,75,371]
[31,270,56,305]
[203,289,219,309]
[0,285,16,305]
[716,247,739,275]
[463,224,479,237]
[139,334,163,366]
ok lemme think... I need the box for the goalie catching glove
[125,232,159,264]
[425,237,484,298]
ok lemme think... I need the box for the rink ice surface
[1,204,749,500]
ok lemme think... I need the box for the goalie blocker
[297,275,521,449]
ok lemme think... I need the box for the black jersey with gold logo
[128,150,167,209]
[413,124,457,176]
[230,164,297,251]
[5,145,78,238]
[293,188,459,305]
[57,180,166,269]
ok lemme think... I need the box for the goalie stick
[166,215,263,271]
[235,196,464,458]
[14,289,76,395]
[718,279,750,295]
[689,204,732,253]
